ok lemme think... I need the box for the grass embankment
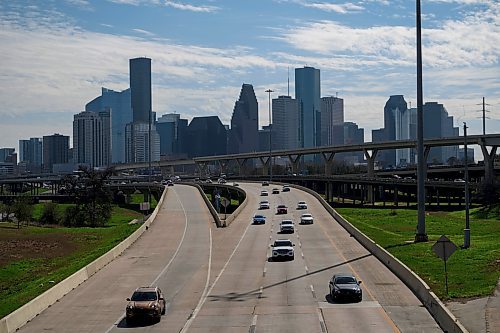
[336,207,500,300]
[129,193,158,209]
[0,206,142,318]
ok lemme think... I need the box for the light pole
[463,122,470,248]
[415,0,428,242]
[265,89,274,181]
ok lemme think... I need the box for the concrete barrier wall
[179,182,223,227]
[0,187,168,333]
[290,183,468,333]
[219,188,247,227]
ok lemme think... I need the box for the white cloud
[303,2,364,14]
[164,1,219,13]
[133,28,155,36]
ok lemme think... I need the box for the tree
[61,166,114,227]
[39,202,61,225]
[476,180,500,210]
[12,195,34,229]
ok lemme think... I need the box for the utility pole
[415,0,428,242]
[463,122,470,248]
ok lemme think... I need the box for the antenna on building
[287,67,290,97]
[336,92,338,98]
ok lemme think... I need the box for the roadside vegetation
[336,206,500,300]
[0,206,142,319]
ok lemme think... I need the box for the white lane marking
[317,308,327,333]
[305,265,309,274]
[299,242,302,248]
[301,252,304,259]
[104,187,189,333]
[180,217,253,332]
[250,314,258,333]
[263,267,266,277]
[259,286,263,298]
[310,285,316,299]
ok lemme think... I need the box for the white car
[271,239,295,260]
[261,190,269,196]
[300,213,314,225]
[279,220,294,233]
[297,201,307,209]
[259,200,270,209]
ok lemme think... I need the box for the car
[329,273,362,302]
[125,286,166,324]
[233,182,239,186]
[282,185,290,192]
[218,178,226,184]
[271,239,295,260]
[279,219,294,233]
[205,179,212,183]
[272,188,280,194]
[260,190,269,196]
[300,213,314,224]
[253,214,266,224]
[297,201,307,209]
[262,181,269,186]
[276,204,288,214]
[259,200,270,209]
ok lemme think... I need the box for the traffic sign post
[140,202,150,223]
[220,197,230,220]
[432,235,458,295]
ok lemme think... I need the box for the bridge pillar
[363,149,378,203]
[321,152,335,176]
[259,156,270,176]
[479,141,498,183]
[236,158,248,176]
[197,162,208,178]
[287,154,301,174]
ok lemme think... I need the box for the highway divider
[290,183,468,333]
[180,182,247,227]
[0,187,168,333]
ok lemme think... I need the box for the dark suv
[126,286,166,323]
[329,273,362,302]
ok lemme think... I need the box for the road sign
[140,202,150,211]
[432,235,458,261]
[431,235,458,295]
[220,198,230,208]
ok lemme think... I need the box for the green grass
[0,206,142,318]
[336,207,500,300]
[32,203,74,221]
[129,193,158,209]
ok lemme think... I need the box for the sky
[0,0,499,160]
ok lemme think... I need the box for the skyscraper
[157,113,188,158]
[423,102,459,164]
[86,88,132,164]
[228,84,259,154]
[130,57,152,123]
[320,96,344,146]
[295,66,321,148]
[272,96,299,150]
[73,110,111,168]
[19,138,43,173]
[42,134,69,173]
[125,123,160,163]
[186,116,227,157]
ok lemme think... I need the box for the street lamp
[265,89,274,181]
[415,0,428,242]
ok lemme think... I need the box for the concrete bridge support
[259,157,270,176]
[322,152,335,176]
[236,158,248,176]
[363,149,378,203]
[479,140,498,183]
[287,155,301,174]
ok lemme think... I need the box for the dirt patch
[0,226,80,267]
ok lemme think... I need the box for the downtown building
[320,96,344,146]
[186,116,227,157]
[156,113,188,159]
[42,134,69,173]
[295,66,321,149]
[125,57,160,163]
[86,88,132,164]
[0,148,16,175]
[272,96,299,150]
[73,110,111,168]
[228,84,259,154]
[19,138,43,173]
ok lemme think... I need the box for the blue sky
[0,0,499,159]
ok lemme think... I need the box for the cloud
[302,2,364,13]
[164,1,219,13]
[133,28,155,36]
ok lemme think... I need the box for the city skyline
[1,1,499,156]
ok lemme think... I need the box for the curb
[0,187,168,333]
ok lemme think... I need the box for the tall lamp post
[463,122,470,248]
[415,0,428,242]
[265,89,274,181]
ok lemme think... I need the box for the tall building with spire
[228,84,259,154]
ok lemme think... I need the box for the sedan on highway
[260,190,269,196]
[253,214,266,224]
[297,201,307,209]
[259,200,270,209]
[329,273,363,302]
[300,213,314,224]
[279,220,294,233]
[125,286,166,324]
[282,185,290,192]
[276,204,288,214]
[272,188,280,194]
[271,239,295,261]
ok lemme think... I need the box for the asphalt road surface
[17,183,442,332]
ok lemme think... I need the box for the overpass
[115,134,500,181]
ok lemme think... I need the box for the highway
[17,183,442,332]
